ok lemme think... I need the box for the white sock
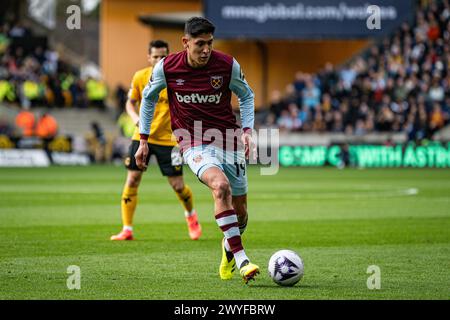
[123,225,133,232]
[184,209,195,217]
[234,250,249,269]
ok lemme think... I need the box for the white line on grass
[253,188,419,200]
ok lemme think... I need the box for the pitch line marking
[254,188,419,200]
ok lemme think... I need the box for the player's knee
[211,180,231,200]
[173,184,184,194]
[169,179,184,193]
[127,172,142,187]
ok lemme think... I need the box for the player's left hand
[241,130,257,161]
[135,140,149,171]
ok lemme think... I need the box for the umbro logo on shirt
[176,79,185,86]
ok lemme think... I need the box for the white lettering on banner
[221,3,397,23]
[51,152,91,166]
[0,150,50,167]
[175,92,223,105]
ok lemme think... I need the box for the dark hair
[184,17,215,37]
[148,40,169,54]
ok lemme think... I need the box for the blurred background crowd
[0,21,108,111]
[264,1,450,142]
[0,0,449,163]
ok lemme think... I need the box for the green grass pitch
[0,165,449,299]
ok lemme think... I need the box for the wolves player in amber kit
[135,17,260,283]
[111,40,202,242]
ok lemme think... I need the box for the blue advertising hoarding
[204,0,414,39]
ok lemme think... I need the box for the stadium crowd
[0,21,107,110]
[1,0,449,146]
[266,0,450,141]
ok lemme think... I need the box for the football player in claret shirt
[135,17,260,283]
[111,40,202,241]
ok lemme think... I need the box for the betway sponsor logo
[175,92,222,104]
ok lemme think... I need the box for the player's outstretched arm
[135,59,167,170]
[229,58,256,160]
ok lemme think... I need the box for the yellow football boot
[219,238,236,280]
[239,261,260,284]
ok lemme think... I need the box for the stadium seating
[1,0,449,163]
[265,0,450,142]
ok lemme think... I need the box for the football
[268,250,304,286]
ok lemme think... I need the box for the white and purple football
[268,249,304,286]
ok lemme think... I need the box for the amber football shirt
[129,66,176,146]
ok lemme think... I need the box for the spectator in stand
[298,104,310,127]
[0,25,10,54]
[429,102,449,136]
[377,105,395,131]
[15,107,35,137]
[444,95,450,113]
[331,110,344,132]
[293,71,306,93]
[268,90,286,119]
[354,119,367,136]
[407,102,429,141]
[312,109,326,132]
[264,0,449,141]
[0,77,15,102]
[35,112,58,139]
[8,22,32,38]
[86,77,108,110]
[264,112,278,129]
[288,103,302,131]
[428,15,441,41]
[318,62,338,95]
[115,84,128,119]
[339,62,357,90]
[283,83,300,106]
[277,103,302,132]
[117,111,135,139]
[88,121,108,163]
[302,76,321,114]
[0,113,14,136]
[73,79,88,108]
[276,110,290,132]
[429,76,445,102]
[320,93,333,113]
[0,21,98,109]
